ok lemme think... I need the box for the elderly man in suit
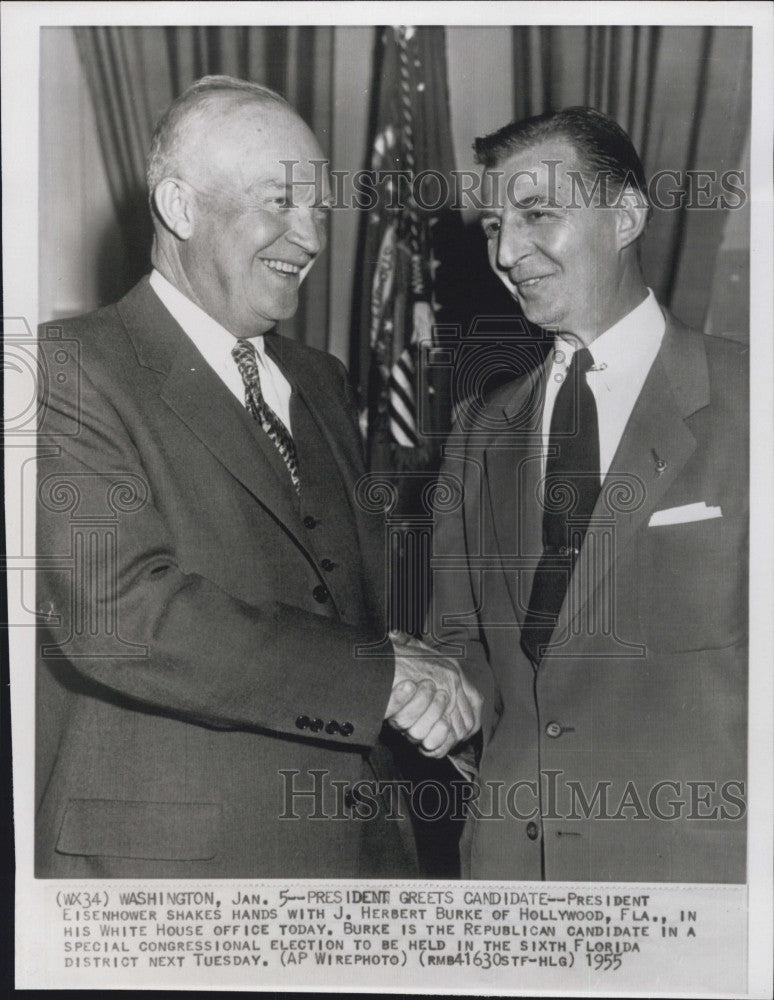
[431,107,747,882]
[36,75,481,878]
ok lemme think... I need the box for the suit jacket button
[340,722,354,737]
[310,717,324,732]
[325,720,340,734]
[545,721,562,738]
[526,821,539,840]
[303,515,318,529]
[295,715,311,730]
[321,559,336,572]
[313,584,329,603]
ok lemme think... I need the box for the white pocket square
[648,502,722,527]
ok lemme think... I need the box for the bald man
[36,76,481,878]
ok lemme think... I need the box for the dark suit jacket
[431,311,748,882]
[36,276,416,878]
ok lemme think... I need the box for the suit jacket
[36,276,417,878]
[431,311,748,882]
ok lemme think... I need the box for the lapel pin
[651,449,667,476]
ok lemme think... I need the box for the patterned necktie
[231,339,300,494]
[521,346,601,664]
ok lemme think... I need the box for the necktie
[521,346,601,664]
[231,339,300,493]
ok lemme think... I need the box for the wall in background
[39,27,125,322]
[446,27,513,222]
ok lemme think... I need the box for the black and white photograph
[3,1,773,993]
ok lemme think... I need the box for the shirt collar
[554,288,665,371]
[148,268,270,365]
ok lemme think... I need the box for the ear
[151,178,196,240]
[614,187,649,250]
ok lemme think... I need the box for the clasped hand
[385,632,483,758]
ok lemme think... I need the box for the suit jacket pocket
[637,514,747,653]
[56,799,221,860]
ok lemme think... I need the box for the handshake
[384,632,483,758]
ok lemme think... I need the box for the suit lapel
[265,336,364,518]
[117,278,308,538]
[161,339,306,527]
[483,363,548,627]
[550,315,709,646]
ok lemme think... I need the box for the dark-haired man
[36,75,482,878]
[431,107,748,882]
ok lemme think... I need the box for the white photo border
[3,2,772,994]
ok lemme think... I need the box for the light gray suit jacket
[431,311,748,882]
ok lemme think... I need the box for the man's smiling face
[180,99,330,338]
[481,138,623,340]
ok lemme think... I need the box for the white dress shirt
[149,269,294,433]
[541,289,666,482]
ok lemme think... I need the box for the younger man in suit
[430,107,748,882]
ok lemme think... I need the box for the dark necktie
[521,346,601,664]
[231,339,301,494]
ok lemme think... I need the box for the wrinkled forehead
[481,139,586,208]
[186,97,329,196]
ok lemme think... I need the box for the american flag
[355,26,456,470]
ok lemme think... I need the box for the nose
[495,214,533,272]
[286,205,325,258]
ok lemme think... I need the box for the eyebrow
[512,191,565,211]
[245,178,292,195]
[243,180,333,212]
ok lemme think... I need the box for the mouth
[515,274,551,291]
[260,258,304,277]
